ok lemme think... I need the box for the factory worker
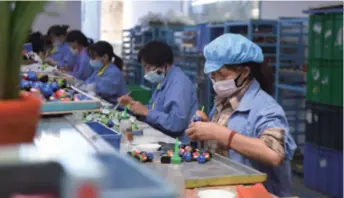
[118,41,198,143]
[44,25,71,68]
[84,41,128,104]
[65,30,93,81]
[185,33,296,197]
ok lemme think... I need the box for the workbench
[35,114,278,198]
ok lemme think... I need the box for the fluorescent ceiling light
[192,0,219,6]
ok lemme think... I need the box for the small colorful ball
[197,155,206,164]
[183,152,192,162]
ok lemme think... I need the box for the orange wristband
[227,130,237,148]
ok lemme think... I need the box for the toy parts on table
[20,71,90,102]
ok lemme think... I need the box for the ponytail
[87,38,94,45]
[113,54,123,71]
[248,62,274,95]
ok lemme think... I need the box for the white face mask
[212,74,242,98]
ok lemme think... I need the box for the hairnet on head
[203,33,264,74]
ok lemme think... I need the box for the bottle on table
[119,107,132,152]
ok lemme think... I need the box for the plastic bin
[306,59,343,106]
[308,12,343,61]
[96,154,177,198]
[304,143,343,198]
[305,101,343,151]
[86,122,121,150]
[128,85,152,105]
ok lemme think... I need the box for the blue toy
[31,81,42,89]
[27,71,38,81]
[107,120,114,128]
[146,152,154,161]
[197,155,206,164]
[183,152,192,162]
[51,81,60,92]
[41,85,53,98]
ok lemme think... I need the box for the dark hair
[47,24,69,37]
[137,40,173,67]
[28,31,44,54]
[225,62,274,95]
[87,41,123,70]
[66,30,93,47]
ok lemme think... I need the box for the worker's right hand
[195,110,209,122]
[118,95,133,106]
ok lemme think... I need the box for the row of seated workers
[27,24,297,197]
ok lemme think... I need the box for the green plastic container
[308,13,343,61]
[307,59,343,106]
[128,85,152,105]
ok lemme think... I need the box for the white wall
[124,0,183,29]
[32,1,81,34]
[81,0,101,41]
[260,1,339,19]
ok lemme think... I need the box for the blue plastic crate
[96,154,177,198]
[304,143,343,198]
[86,122,122,150]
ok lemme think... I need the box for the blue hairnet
[203,33,264,74]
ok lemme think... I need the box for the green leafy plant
[0,1,46,100]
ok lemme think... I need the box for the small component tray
[143,152,267,189]
[40,86,101,115]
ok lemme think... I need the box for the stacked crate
[303,5,343,198]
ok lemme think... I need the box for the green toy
[171,138,182,164]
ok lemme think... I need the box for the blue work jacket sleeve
[145,84,197,134]
[254,105,297,161]
[74,54,93,81]
[63,53,77,71]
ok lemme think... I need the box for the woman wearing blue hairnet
[65,30,93,81]
[83,41,128,104]
[118,41,198,143]
[185,33,296,197]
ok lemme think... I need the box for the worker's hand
[44,58,57,66]
[118,95,133,106]
[195,110,209,122]
[186,122,222,141]
[129,101,149,116]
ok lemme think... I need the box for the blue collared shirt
[209,79,296,197]
[64,49,93,81]
[145,66,199,143]
[47,42,71,67]
[94,63,128,105]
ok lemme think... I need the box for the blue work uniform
[145,66,199,143]
[64,49,93,81]
[208,79,297,197]
[94,63,128,105]
[47,42,71,68]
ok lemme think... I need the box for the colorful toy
[160,143,212,164]
[55,89,67,98]
[127,151,154,163]
[20,71,91,103]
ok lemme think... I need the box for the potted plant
[0,1,47,145]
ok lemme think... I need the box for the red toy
[55,89,67,98]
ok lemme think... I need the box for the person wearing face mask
[185,34,296,197]
[64,30,94,81]
[82,41,128,104]
[44,25,71,67]
[118,41,198,143]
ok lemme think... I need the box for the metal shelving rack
[275,17,308,174]
[122,25,185,89]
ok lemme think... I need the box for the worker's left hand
[129,101,149,116]
[186,122,224,141]
[44,57,57,66]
